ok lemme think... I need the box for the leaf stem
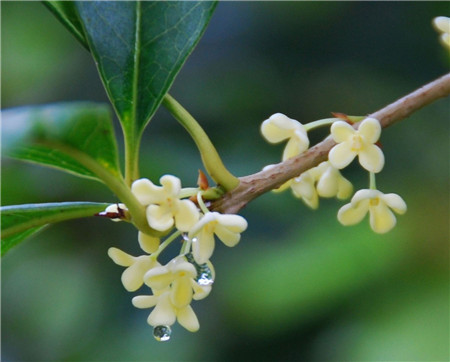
[162,94,240,191]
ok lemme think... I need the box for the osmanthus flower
[290,169,319,209]
[261,113,310,161]
[433,16,450,49]
[132,256,213,332]
[290,161,353,209]
[329,117,385,173]
[188,212,248,264]
[337,189,407,234]
[315,161,353,200]
[108,247,160,292]
[131,175,199,232]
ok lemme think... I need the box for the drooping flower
[329,118,384,173]
[132,256,213,332]
[188,212,248,264]
[108,247,160,292]
[261,113,310,161]
[132,290,200,332]
[315,161,353,199]
[290,161,353,209]
[131,175,199,232]
[290,169,319,209]
[433,16,450,49]
[337,189,407,233]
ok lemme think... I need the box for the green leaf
[75,1,217,183]
[2,102,122,182]
[1,226,47,256]
[42,1,88,49]
[1,202,109,255]
[76,1,217,135]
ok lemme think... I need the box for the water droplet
[185,253,214,286]
[153,325,171,342]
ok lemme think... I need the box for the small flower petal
[177,305,200,332]
[131,178,163,205]
[145,266,174,291]
[147,293,176,327]
[159,175,181,197]
[370,202,397,234]
[121,255,157,292]
[171,278,194,308]
[138,232,160,254]
[108,247,134,267]
[358,144,384,173]
[261,113,299,143]
[330,121,355,143]
[174,200,200,232]
[214,224,241,247]
[132,295,159,309]
[381,193,407,215]
[192,229,215,264]
[358,118,381,144]
[337,199,369,226]
[147,204,174,231]
[328,142,357,169]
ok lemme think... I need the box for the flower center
[370,197,380,206]
[351,135,363,151]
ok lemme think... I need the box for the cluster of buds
[104,174,247,341]
[261,113,407,234]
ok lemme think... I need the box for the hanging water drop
[153,325,171,342]
[185,253,214,286]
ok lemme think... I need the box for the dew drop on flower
[185,253,214,286]
[153,325,171,342]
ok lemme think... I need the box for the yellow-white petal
[147,204,174,232]
[144,266,173,291]
[177,305,199,332]
[214,224,241,247]
[358,118,381,144]
[316,167,339,198]
[132,295,158,309]
[131,178,163,205]
[192,230,215,264]
[147,294,176,327]
[381,193,407,214]
[337,199,369,226]
[261,113,298,143]
[336,177,353,200]
[160,175,181,197]
[174,200,200,232]
[358,144,384,173]
[330,121,355,143]
[369,202,397,234]
[121,256,156,292]
[108,247,134,267]
[328,142,357,169]
[282,131,309,161]
[170,277,194,308]
[216,214,248,232]
[138,232,160,254]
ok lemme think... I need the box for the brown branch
[212,72,450,214]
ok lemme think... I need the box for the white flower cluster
[261,113,406,233]
[106,175,247,340]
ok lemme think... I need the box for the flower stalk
[162,94,239,192]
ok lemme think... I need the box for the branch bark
[212,72,450,214]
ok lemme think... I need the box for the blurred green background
[2,2,449,361]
